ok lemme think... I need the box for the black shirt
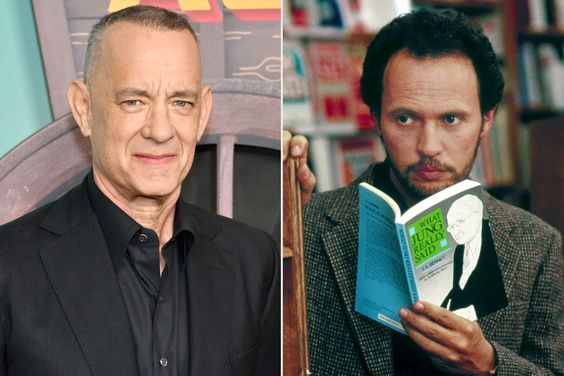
[87,173,191,375]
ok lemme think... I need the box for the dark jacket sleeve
[253,234,280,376]
[0,316,6,376]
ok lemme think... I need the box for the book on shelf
[489,104,515,185]
[518,42,545,107]
[518,41,564,109]
[285,0,351,29]
[469,104,514,187]
[347,41,376,130]
[284,0,313,28]
[516,0,564,31]
[285,0,410,32]
[306,41,353,124]
[334,136,385,187]
[469,145,493,186]
[354,0,411,32]
[283,41,314,130]
[528,0,549,30]
[355,179,508,334]
[474,11,505,56]
[537,43,564,109]
[316,0,349,28]
[556,0,564,30]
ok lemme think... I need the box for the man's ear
[196,85,212,141]
[68,79,92,137]
[479,108,496,140]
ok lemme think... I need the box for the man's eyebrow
[168,89,199,99]
[114,88,151,99]
[388,108,419,117]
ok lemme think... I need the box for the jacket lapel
[479,194,522,337]
[38,183,138,376]
[320,175,395,376]
[184,208,234,374]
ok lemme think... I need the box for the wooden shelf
[293,123,365,137]
[285,26,348,40]
[285,26,376,42]
[414,0,500,14]
[518,29,564,42]
[520,107,564,123]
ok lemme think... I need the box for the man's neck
[93,172,178,248]
[388,169,421,209]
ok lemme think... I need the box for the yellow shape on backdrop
[108,0,140,12]
[222,0,280,10]
[178,0,211,11]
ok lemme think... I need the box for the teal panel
[0,0,53,157]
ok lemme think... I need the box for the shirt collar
[85,172,194,271]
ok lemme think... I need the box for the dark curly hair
[360,8,504,119]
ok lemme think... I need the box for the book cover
[286,0,313,27]
[347,41,375,130]
[283,41,314,130]
[537,43,564,110]
[306,41,352,124]
[334,136,385,186]
[520,42,544,107]
[315,0,346,28]
[355,180,508,334]
[528,0,549,30]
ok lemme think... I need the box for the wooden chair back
[283,158,310,375]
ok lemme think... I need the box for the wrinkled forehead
[100,20,199,55]
[91,21,202,82]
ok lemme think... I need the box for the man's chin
[407,178,454,198]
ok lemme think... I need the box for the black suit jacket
[0,179,280,375]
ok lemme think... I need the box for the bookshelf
[283,1,393,192]
[283,0,563,214]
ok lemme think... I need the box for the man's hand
[399,301,495,375]
[283,130,316,206]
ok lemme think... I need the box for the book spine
[396,224,419,304]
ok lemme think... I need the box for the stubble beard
[382,135,482,200]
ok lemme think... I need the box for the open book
[355,180,507,334]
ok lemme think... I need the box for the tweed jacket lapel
[478,194,522,337]
[38,182,138,376]
[319,166,395,375]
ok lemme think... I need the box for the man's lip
[134,153,176,164]
[412,166,446,180]
[413,166,445,172]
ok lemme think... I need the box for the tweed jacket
[303,163,563,375]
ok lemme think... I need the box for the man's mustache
[406,158,457,174]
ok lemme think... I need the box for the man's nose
[141,103,175,143]
[416,124,442,157]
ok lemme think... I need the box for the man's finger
[412,301,462,330]
[400,307,452,348]
[283,130,292,161]
[296,163,316,206]
[290,134,309,163]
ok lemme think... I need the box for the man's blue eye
[175,101,192,108]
